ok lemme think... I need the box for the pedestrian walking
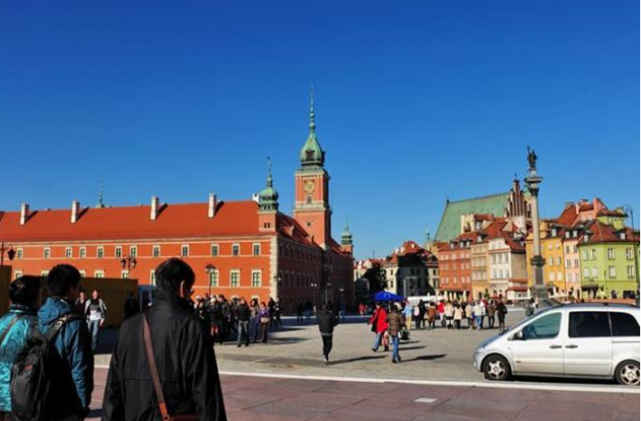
[387,305,404,363]
[487,300,496,329]
[296,302,304,324]
[0,276,42,420]
[75,290,88,316]
[316,303,338,364]
[258,302,270,343]
[474,300,484,330]
[444,301,454,330]
[368,302,388,352]
[402,301,413,331]
[236,298,250,347]
[85,289,108,352]
[38,264,94,419]
[102,258,227,421]
[496,298,508,332]
[453,302,463,329]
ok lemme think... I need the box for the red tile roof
[580,220,639,244]
[0,201,324,248]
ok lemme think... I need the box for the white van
[473,303,640,385]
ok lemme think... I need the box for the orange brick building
[0,97,354,311]
[437,232,475,297]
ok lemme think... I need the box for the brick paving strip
[88,368,639,421]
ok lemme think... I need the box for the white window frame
[14,270,22,280]
[607,248,615,260]
[232,243,240,256]
[150,271,156,285]
[94,270,105,278]
[16,248,23,259]
[121,270,130,279]
[65,247,73,259]
[115,246,123,258]
[41,270,49,276]
[152,245,161,258]
[252,243,261,256]
[97,247,104,259]
[608,266,616,278]
[627,266,635,278]
[79,247,87,259]
[43,248,51,259]
[211,244,219,257]
[251,270,262,287]
[79,270,86,277]
[130,246,138,258]
[230,270,240,287]
[181,245,190,257]
[209,269,219,287]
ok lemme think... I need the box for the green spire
[259,157,279,212]
[299,86,325,169]
[96,180,106,208]
[341,219,353,245]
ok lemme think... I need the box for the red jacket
[368,307,389,334]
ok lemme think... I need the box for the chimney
[20,203,29,225]
[71,200,80,224]
[208,193,218,219]
[150,196,160,221]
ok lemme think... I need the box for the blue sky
[0,1,638,259]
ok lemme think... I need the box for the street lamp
[120,255,137,271]
[622,205,639,303]
[0,243,16,267]
[205,264,216,297]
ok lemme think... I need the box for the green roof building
[434,193,510,242]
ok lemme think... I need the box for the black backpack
[11,313,84,421]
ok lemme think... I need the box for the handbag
[260,317,270,324]
[143,316,198,421]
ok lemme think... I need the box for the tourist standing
[0,276,42,419]
[236,298,250,347]
[438,300,446,328]
[387,305,404,363]
[453,302,463,330]
[103,258,227,421]
[316,303,338,364]
[403,301,413,331]
[38,264,93,420]
[473,300,484,330]
[249,298,261,343]
[85,289,108,352]
[258,302,270,343]
[465,300,474,329]
[368,302,389,352]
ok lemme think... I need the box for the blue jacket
[0,305,37,413]
[38,297,94,409]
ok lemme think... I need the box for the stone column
[524,147,549,303]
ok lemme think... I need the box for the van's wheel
[483,354,511,381]
[615,360,640,386]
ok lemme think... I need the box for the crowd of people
[0,259,227,421]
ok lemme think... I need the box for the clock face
[304,180,316,194]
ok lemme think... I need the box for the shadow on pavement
[330,355,386,365]
[404,354,447,363]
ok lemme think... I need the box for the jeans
[321,334,333,358]
[237,321,249,345]
[372,332,383,351]
[488,315,495,329]
[391,335,400,361]
[475,315,483,330]
[249,317,260,341]
[88,319,101,352]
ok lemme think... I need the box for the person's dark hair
[155,258,195,294]
[47,264,81,297]
[9,276,41,306]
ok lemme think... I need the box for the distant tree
[363,262,387,295]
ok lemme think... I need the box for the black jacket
[102,294,227,421]
[317,310,338,334]
[236,304,250,322]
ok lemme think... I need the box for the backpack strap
[45,313,83,343]
[0,314,24,348]
[143,314,172,421]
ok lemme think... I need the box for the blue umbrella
[373,291,405,302]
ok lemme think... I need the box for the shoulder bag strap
[143,315,172,421]
[45,313,82,342]
[0,315,24,348]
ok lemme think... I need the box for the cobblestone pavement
[88,367,640,421]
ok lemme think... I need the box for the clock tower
[293,89,332,249]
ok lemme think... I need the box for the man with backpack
[0,276,42,420]
[37,264,94,420]
[102,258,227,420]
[84,290,107,352]
[316,302,338,365]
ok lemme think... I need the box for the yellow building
[525,220,567,297]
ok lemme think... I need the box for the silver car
[473,303,640,385]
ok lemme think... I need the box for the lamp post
[524,146,549,304]
[205,264,216,297]
[0,243,16,267]
[622,205,639,304]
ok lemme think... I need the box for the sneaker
[392,359,397,364]
[324,355,330,365]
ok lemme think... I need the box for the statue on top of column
[527,146,538,171]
